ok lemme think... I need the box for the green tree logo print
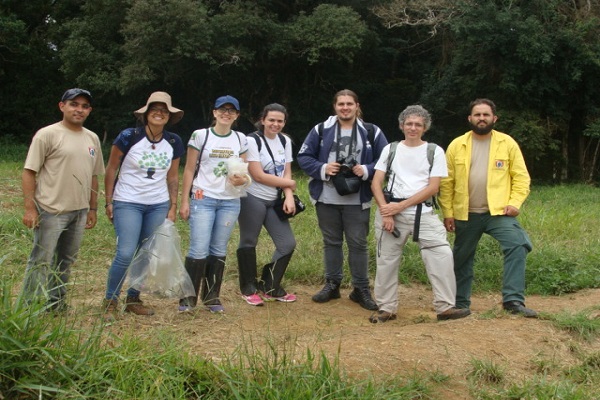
[214,161,228,177]
[139,151,170,179]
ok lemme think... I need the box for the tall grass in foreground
[0,280,435,399]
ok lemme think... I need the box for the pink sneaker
[241,293,264,306]
[262,293,297,303]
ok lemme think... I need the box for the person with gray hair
[369,105,470,323]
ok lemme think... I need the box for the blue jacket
[297,116,388,207]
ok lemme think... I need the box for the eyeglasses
[149,107,170,115]
[403,122,424,128]
[216,107,238,115]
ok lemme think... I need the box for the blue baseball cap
[214,95,240,111]
[61,88,92,103]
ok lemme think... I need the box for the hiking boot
[349,287,378,311]
[178,297,196,312]
[46,298,67,314]
[437,307,471,321]
[369,310,397,324]
[102,299,119,322]
[503,301,538,318]
[124,296,155,316]
[312,280,341,303]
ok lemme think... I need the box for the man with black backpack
[369,105,470,323]
[297,89,388,311]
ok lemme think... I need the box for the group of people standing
[19,87,537,323]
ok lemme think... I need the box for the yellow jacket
[439,130,530,221]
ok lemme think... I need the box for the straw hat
[134,91,184,125]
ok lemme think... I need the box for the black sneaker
[503,301,538,318]
[312,280,341,303]
[349,287,378,311]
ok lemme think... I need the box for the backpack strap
[318,122,374,147]
[424,142,438,209]
[190,128,210,196]
[112,127,143,192]
[249,131,287,153]
[384,141,399,185]
[426,142,435,173]
[363,122,375,147]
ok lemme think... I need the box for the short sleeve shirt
[375,141,447,215]
[189,128,249,199]
[24,122,105,213]
[112,128,184,205]
[246,133,293,201]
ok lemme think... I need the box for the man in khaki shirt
[21,88,105,311]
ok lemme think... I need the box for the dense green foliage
[1,0,599,182]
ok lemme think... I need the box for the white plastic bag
[225,157,251,197]
[128,219,196,298]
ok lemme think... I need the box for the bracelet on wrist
[105,203,113,208]
[89,208,97,211]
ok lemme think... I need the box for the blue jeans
[315,202,371,288]
[21,208,88,304]
[188,196,240,259]
[105,200,170,300]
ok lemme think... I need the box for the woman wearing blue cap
[178,95,250,313]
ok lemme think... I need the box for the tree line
[1,0,599,183]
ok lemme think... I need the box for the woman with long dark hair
[237,103,298,306]
[103,91,184,321]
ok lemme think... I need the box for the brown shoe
[124,296,155,316]
[369,310,397,323]
[102,299,119,322]
[437,307,471,321]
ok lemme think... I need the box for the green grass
[544,307,600,342]
[1,143,600,399]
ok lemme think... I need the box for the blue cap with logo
[214,95,240,111]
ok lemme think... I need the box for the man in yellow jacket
[439,99,537,318]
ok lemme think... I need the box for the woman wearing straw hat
[102,91,185,321]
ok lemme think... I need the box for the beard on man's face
[470,121,495,135]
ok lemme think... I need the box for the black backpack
[247,131,288,152]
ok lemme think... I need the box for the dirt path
[87,283,600,399]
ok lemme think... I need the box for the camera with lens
[337,159,357,175]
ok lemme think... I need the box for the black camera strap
[335,122,358,164]
[256,131,286,199]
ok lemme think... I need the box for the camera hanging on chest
[331,124,361,196]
